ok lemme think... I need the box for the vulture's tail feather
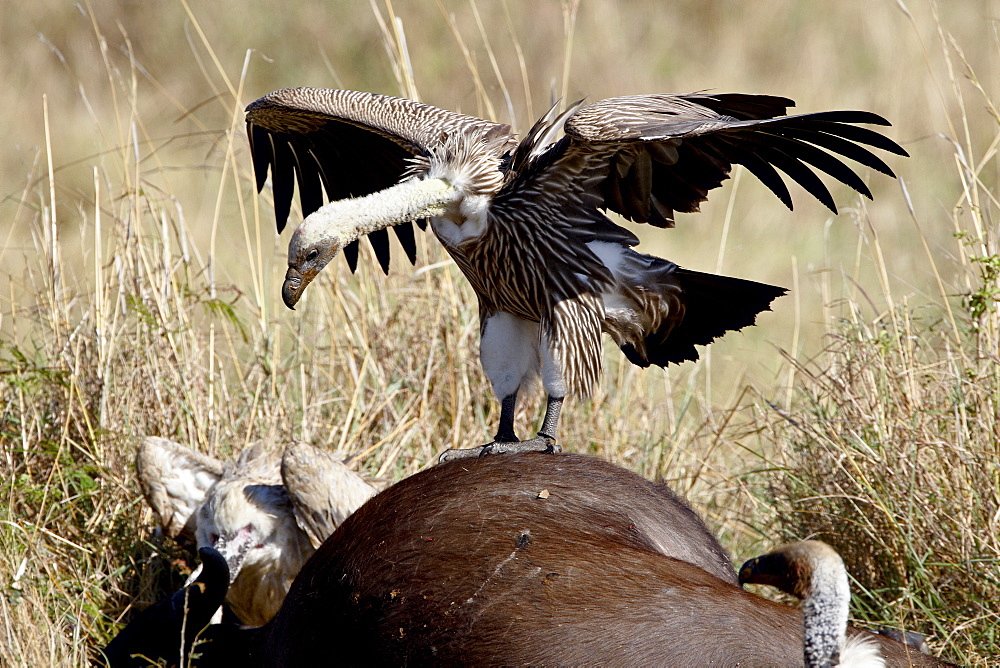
[620,267,787,368]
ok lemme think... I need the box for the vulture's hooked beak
[282,266,315,310]
[214,525,257,584]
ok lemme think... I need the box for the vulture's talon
[437,447,484,463]
[480,437,562,457]
[438,437,562,464]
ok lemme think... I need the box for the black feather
[780,126,898,176]
[368,229,392,275]
[755,144,837,212]
[789,109,892,126]
[248,123,272,194]
[270,138,296,234]
[689,93,794,120]
[765,133,873,199]
[289,144,324,218]
[802,120,908,155]
[393,222,418,265]
[719,141,794,210]
[344,239,360,273]
[625,266,787,367]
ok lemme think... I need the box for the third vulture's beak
[214,525,256,584]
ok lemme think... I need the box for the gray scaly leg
[482,395,563,455]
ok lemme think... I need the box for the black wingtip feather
[807,121,908,156]
[789,127,899,178]
[271,139,296,234]
[368,228,392,275]
[761,147,838,213]
[291,147,324,218]
[766,132,874,200]
[273,196,291,235]
[393,222,419,265]
[248,123,271,194]
[344,239,360,274]
[795,110,893,126]
[725,145,794,210]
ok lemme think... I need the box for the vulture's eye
[306,249,319,262]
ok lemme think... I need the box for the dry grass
[735,17,1000,657]
[1,1,997,665]
[752,300,1000,659]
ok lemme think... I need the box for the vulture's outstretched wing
[246,87,512,273]
[136,437,224,545]
[280,441,379,548]
[510,92,908,231]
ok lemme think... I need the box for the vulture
[245,87,907,459]
[741,540,888,667]
[136,437,378,625]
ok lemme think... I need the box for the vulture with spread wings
[245,88,907,459]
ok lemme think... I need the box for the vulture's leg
[438,313,561,463]
[537,395,563,441]
[481,395,563,455]
[438,393,519,463]
[492,393,520,443]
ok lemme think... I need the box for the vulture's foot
[483,436,562,457]
[438,437,561,463]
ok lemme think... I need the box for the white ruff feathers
[839,634,887,668]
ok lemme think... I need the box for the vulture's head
[738,539,845,600]
[281,176,463,309]
[282,217,347,309]
[194,477,294,583]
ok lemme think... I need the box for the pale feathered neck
[296,177,460,249]
[838,634,886,668]
[801,549,884,668]
[801,556,851,666]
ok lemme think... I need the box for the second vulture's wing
[280,441,379,548]
[136,436,225,546]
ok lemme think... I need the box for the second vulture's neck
[802,560,851,667]
[298,177,460,247]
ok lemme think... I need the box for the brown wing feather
[136,437,224,545]
[562,93,908,228]
[280,442,378,549]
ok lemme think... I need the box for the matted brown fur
[236,454,944,666]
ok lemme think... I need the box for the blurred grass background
[1,0,998,664]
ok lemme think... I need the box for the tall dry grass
[0,1,997,665]
[730,26,1000,659]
